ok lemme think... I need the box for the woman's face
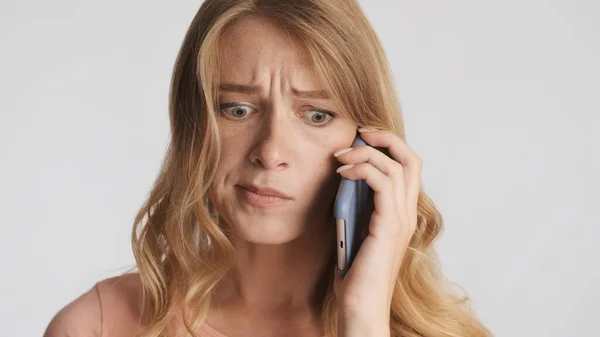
[209,15,357,244]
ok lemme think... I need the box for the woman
[45,0,490,336]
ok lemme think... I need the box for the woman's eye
[304,109,335,126]
[219,104,253,119]
[219,103,335,126]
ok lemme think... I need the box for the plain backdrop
[1,0,598,336]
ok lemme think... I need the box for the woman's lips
[237,185,293,207]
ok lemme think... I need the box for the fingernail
[333,148,353,157]
[336,164,354,173]
[358,127,373,132]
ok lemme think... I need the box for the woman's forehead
[218,18,318,85]
[214,16,350,117]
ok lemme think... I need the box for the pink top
[43,273,227,337]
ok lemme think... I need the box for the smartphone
[333,134,378,276]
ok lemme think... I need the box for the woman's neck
[212,223,335,314]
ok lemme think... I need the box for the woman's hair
[131,0,491,336]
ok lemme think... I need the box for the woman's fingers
[336,162,397,237]
[335,144,407,209]
[356,129,422,227]
[332,130,424,326]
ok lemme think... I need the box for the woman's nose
[247,105,295,171]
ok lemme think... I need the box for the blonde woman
[44,0,490,336]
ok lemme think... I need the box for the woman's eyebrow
[219,83,330,100]
[219,83,257,95]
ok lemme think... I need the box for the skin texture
[207,15,422,337]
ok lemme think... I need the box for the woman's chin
[227,221,306,245]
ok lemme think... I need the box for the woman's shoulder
[44,272,143,337]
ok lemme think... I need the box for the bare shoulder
[43,281,102,337]
[44,273,143,337]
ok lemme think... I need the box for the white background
[1,0,598,336]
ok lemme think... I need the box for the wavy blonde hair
[131,0,491,336]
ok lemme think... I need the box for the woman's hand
[332,128,423,337]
